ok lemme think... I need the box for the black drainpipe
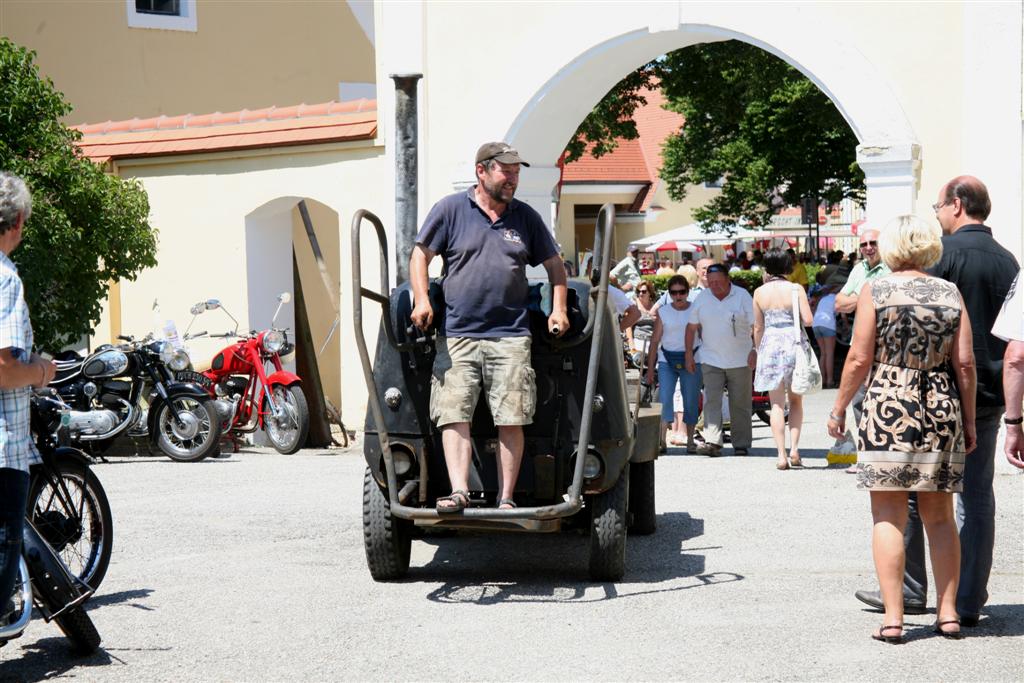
[391,73,422,286]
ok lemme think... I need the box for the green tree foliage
[0,38,158,349]
[567,41,864,229]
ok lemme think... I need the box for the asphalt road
[1,390,1022,681]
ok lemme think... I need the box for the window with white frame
[127,0,197,31]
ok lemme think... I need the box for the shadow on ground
[413,512,743,604]
[0,637,114,681]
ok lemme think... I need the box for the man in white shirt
[609,244,642,298]
[992,271,1024,469]
[685,264,756,456]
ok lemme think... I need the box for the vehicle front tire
[627,460,656,536]
[155,397,221,462]
[28,461,113,591]
[362,467,411,581]
[54,605,102,656]
[264,385,310,454]
[588,464,629,581]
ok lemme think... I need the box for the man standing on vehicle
[410,143,568,512]
[0,172,57,620]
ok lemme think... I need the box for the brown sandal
[871,624,904,644]
[933,619,964,640]
[436,490,469,514]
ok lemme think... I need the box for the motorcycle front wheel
[28,462,113,591]
[263,385,309,454]
[155,397,222,462]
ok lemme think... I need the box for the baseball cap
[476,142,530,167]
[627,244,640,253]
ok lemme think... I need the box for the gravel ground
[1,389,1021,681]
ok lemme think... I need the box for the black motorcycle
[27,391,114,590]
[48,335,222,462]
[1,395,104,655]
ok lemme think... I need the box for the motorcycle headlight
[263,329,286,354]
[160,344,191,371]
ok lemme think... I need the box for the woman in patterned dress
[827,215,977,643]
[753,249,814,469]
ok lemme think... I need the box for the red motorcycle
[181,293,310,454]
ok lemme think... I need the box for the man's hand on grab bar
[410,299,433,332]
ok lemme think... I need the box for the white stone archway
[503,20,920,229]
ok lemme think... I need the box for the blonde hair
[878,214,943,271]
[677,264,698,288]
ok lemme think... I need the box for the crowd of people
[606,175,1022,644]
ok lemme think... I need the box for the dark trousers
[0,468,29,610]
[900,406,1002,616]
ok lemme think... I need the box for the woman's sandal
[789,456,804,468]
[436,490,470,514]
[933,618,964,640]
[776,459,789,470]
[498,498,517,510]
[871,624,905,644]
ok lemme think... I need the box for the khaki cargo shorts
[429,336,536,428]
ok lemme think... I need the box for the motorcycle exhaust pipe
[77,400,136,441]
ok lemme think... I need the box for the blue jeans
[901,406,1001,616]
[0,468,29,610]
[657,359,701,425]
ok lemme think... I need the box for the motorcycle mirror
[205,299,222,311]
[189,303,205,315]
[277,292,291,305]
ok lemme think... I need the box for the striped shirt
[0,251,40,472]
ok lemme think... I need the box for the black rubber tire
[28,462,113,591]
[53,605,102,656]
[362,467,412,581]
[156,397,221,462]
[627,460,656,536]
[588,464,629,581]
[264,385,310,454]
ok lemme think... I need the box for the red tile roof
[74,99,378,163]
[561,137,652,184]
[561,88,684,206]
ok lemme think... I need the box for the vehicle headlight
[160,344,191,371]
[263,329,286,354]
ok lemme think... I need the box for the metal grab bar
[351,204,616,520]
[350,209,431,354]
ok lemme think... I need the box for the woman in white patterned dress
[753,249,813,470]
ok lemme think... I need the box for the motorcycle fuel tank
[82,349,129,379]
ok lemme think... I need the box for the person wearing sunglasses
[835,228,889,315]
[646,275,701,453]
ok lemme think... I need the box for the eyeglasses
[669,289,688,296]
[859,241,878,249]
[932,200,952,213]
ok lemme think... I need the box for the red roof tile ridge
[74,99,378,135]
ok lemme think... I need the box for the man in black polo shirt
[410,142,568,513]
[854,176,1018,627]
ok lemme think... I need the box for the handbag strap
[791,286,805,340]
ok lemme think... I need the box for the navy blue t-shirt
[416,187,558,338]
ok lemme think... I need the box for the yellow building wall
[1,0,374,124]
[290,200,342,413]
[90,141,387,428]
[557,181,721,262]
